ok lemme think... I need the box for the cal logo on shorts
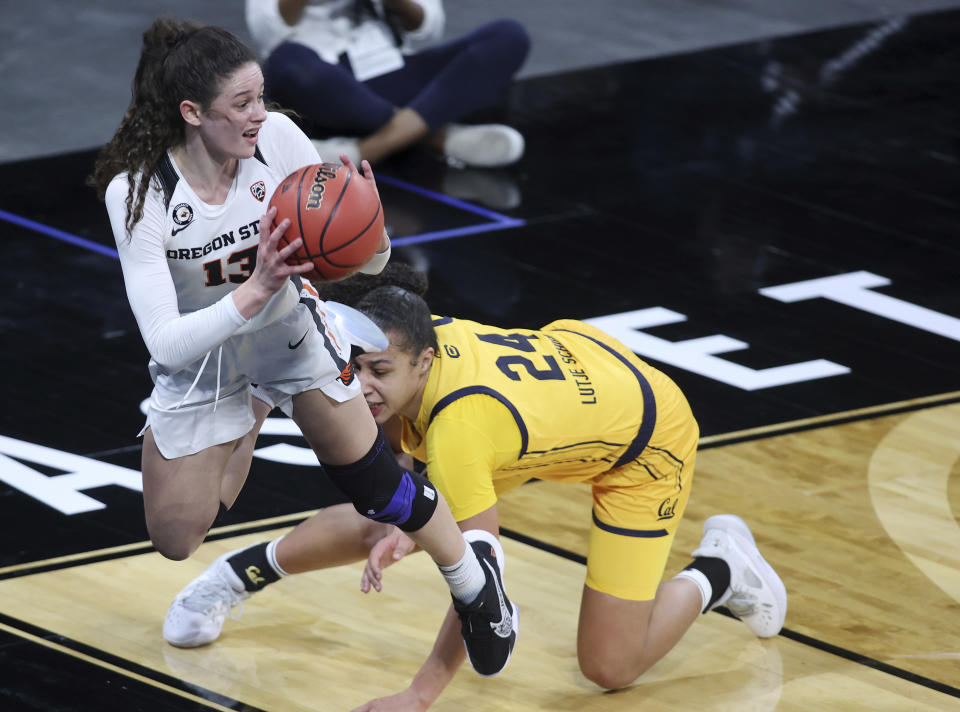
[657,498,677,521]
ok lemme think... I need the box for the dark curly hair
[310,261,429,304]
[87,17,258,234]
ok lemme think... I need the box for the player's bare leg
[577,580,701,690]
[218,396,274,509]
[141,429,235,561]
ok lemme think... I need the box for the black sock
[684,557,731,611]
[227,542,281,592]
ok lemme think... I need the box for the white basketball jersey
[150,112,317,324]
[106,112,322,371]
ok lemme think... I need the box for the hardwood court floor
[2,397,958,710]
[2,7,960,712]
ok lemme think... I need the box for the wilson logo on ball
[268,162,384,282]
[306,164,340,210]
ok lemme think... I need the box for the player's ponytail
[87,18,258,233]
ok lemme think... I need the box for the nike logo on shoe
[482,559,514,639]
[288,331,308,349]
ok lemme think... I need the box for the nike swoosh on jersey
[482,559,514,638]
[170,223,193,236]
[288,331,309,349]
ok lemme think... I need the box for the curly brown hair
[310,261,430,306]
[87,17,258,234]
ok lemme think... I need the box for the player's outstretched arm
[351,605,465,712]
[354,506,502,711]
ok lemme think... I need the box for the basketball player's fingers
[359,159,381,197]
[342,154,380,194]
[287,262,314,277]
[274,262,312,280]
[342,153,372,183]
[274,234,302,261]
[359,159,373,179]
[258,207,279,242]
[367,536,395,577]
[259,218,290,259]
[360,562,382,593]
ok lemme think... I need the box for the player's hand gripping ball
[269,162,384,281]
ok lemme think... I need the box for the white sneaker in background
[691,514,787,638]
[443,124,525,168]
[311,136,361,165]
[442,168,521,209]
[163,552,250,648]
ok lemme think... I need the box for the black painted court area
[0,11,958,708]
[2,8,959,562]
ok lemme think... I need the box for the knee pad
[323,428,438,532]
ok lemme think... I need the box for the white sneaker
[163,552,250,648]
[691,514,787,638]
[311,136,361,165]
[442,169,521,209]
[322,300,390,353]
[443,124,525,168]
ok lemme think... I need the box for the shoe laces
[180,576,245,620]
[725,593,757,618]
[726,566,764,618]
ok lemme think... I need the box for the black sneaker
[452,530,519,677]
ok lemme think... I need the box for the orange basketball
[269,162,384,281]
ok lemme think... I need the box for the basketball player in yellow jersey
[347,285,787,708]
[388,312,703,603]
[162,275,787,710]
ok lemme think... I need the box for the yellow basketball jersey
[400,316,698,521]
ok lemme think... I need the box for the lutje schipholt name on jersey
[165,219,260,260]
[306,164,339,210]
[545,334,597,405]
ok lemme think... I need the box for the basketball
[268,162,384,281]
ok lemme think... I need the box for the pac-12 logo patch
[171,202,195,236]
[250,180,266,202]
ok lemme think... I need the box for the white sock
[266,537,290,577]
[674,568,712,613]
[439,540,485,604]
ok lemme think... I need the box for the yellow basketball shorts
[585,448,696,601]
[584,369,699,602]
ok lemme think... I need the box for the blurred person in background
[246,0,530,168]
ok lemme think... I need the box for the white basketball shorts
[142,300,359,459]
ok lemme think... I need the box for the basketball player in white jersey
[88,17,517,677]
